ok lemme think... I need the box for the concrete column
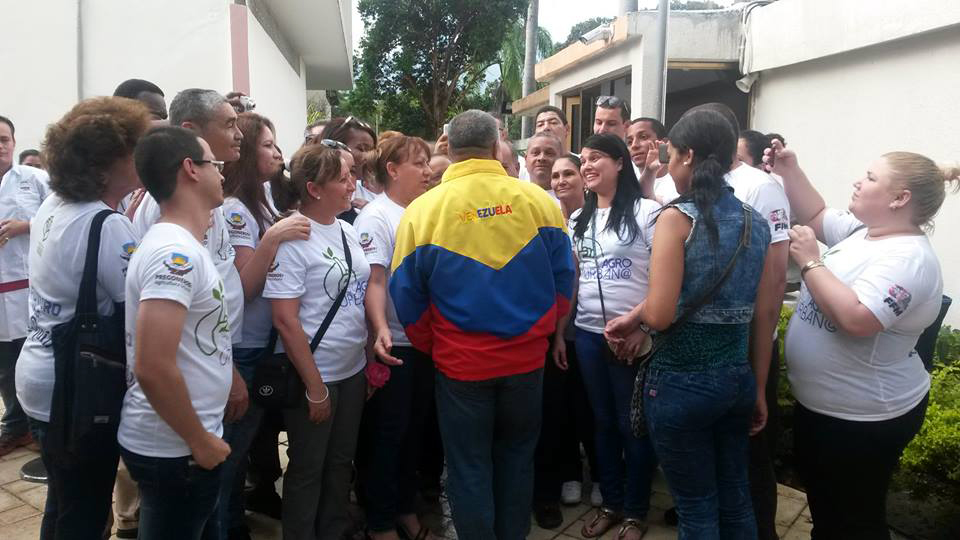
[618,0,638,16]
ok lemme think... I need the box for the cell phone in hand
[443,123,450,135]
[657,143,669,164]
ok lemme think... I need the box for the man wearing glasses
[121,126,235,537]
[593,95,631,141]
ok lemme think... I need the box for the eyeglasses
[318,139,350,151]
[194,159,225,173]
[596,95,631,118]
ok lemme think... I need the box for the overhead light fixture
[736,72,758,93]
[579,25,613,45]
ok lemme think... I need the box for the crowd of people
[0,76,956,540]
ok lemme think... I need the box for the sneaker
[533,501,564,529]
[0,432,32,458]
[590,483,603,507]
[560,481,582,505]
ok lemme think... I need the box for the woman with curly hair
[15,97,150,539]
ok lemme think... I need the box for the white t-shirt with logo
[16,196,136,422]
[222,197,274,349]
[119,223,233,458]
[354,194,409,347]
[725,163,791,244]
[134,193,243,344]
[653,173,680,203]
[785,209,939,421]
[262,214,370,382]
[571,199,660,333]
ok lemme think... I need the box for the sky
[350,1,739,54]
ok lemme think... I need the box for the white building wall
[751,28,960,324]
[247,13,308,158]
[0,4,81,153]
[80,0,233,100]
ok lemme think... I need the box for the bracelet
[305,386,329,405]
[800,258,826,279]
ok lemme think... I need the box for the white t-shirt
[222,196,275,349]
[653,173,680,202]
[726,163,791,244]
[119,223,233,458]
[134,193,244,344]
[262,214,370,382]
[354,181,380,205]
[0,164,50,341]
[16,196,136,422]
[571,199,660,333]
[354,194,409,347]
[785,209,939,421]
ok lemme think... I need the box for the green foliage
[556,17,613,50]
[933,325,960,365]
[498,18,554,102]
[896,361,960,500]
[353,0,527,138]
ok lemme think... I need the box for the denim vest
[653,188,770,371]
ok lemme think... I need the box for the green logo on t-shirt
[322,246,357,301]
[195,281,231,364]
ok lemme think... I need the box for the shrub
[896,362,960,500]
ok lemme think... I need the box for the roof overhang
[260,0,353,90]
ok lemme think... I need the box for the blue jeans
[121,447,223,540]
[213,347,265,537]
[645,363,758,540]
[29,418,119,540]
[436,368,543,540]
[575,329,657,519]
[0,338,27,438]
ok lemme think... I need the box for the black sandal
[616,518,648,540]
[581,507,622,538]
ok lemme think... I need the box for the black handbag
[47,209,127,465]
[252,225,353,410]
[629,203,753,437]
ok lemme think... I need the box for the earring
[683,162,690,166]
[315,194,322,200]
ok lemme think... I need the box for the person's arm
[788,225,884,337]
[552,254,579,370]
[637,208,689,330]
[234,215,311,302]
[638,141,668,204]
[765,139,828,242]
[365,264,401,365]
[135,299,231,469]
[747,242,785,435]
[271,297,331,423]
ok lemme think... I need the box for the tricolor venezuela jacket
[390,158,575,381]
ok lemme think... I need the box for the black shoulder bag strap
[309,225,353,351]
[77,209,116,314]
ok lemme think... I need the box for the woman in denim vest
[606,109,774,539]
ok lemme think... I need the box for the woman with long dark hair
[569,134,659,540]
[606,109,774,538]
[217,112,310,537]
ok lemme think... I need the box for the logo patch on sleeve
[768,209,789,231]
[883,285,912,316]
[164,253,194,276]
[121,242,137,261]
[227,212,246,230]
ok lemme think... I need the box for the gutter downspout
[650,0,669,121]
[76,0,83,101]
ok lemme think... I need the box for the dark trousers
[0,338,27,437]
[359,346,435,531]
[534,340,597,504]
[436,368,543,540]
[794,395,928,540]
[121,447,222,540]
[576,330,657,519]
[214,347,265,537]
[748,342,781,540]
[645,363,758,540]
[418,397,444,489]
[29,418,119,540]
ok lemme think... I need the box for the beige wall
[751,27,960,323]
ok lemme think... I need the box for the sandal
[616,518,648,540]
[581,507,622,538]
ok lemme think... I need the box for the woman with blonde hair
[768,139,957,539]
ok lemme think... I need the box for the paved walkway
[0,434,818,540]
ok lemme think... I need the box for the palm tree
[489,16,553,125]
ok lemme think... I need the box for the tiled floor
[0,436,822,540]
